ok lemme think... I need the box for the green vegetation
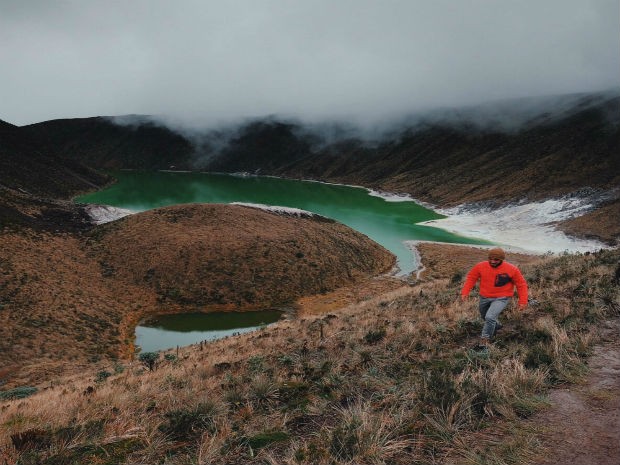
[0,387,37,400]
[138,351,160,371]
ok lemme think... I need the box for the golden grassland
[0,203,394,389]
[1,244,618,465]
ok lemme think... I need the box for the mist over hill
[21,89,620,202]
[2,89,619,242]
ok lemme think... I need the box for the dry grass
[1,245,618,464]
[0,204,394,389]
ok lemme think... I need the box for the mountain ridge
[10,89,620,244]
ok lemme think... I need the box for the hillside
[0,204,394,388]
[94,204,394,308]
[22,91,620,244]
[21,116,194,170]
[2,245,618,464]
[0,118,111,232]
[24,94,620,208]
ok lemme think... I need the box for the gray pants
[479,297,509,339]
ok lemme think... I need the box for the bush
[113,363,125,374]
[95,370,112,383]
[164,353,178,363]
[246,430,289,450]
[363,328,386,345]
[524,345,553,369]
[330,420,361,461]
[159,402,218,440]
[0,386,38,400]
[247,355,265,373]
[138,352,160,371]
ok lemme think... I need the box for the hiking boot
[492,323,503,337]
[473,338,491,351]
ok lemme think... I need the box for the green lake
[77,170,488,275]
[135,310,283,353]
[77,170,489,352]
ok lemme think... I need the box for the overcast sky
[1,0,619,127]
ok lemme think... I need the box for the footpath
[529,318,620,465]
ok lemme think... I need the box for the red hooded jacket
[461,260,528,306]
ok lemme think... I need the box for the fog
[1,1,619,127]
[107,88,620,157]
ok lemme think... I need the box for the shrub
[451,270,465,284]
[138,352,160,371]
[363,328,386,345]
[278,381,310,410]
[0,386,38,400]
[419,368,459,410]
[246,430,289,450]
[24,438,143,465]
[164,353,179,367]
[95,370,112,383]
[113,363,125,374]
[524,345,553,369]
[330,419,361,461]
[247,355,265,373]
[159,402,218,440]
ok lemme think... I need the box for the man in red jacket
[461,247,528,346]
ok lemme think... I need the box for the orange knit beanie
[488,247,506,260]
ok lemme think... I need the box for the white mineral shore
[84,205,133,224]
[418,197,609,255]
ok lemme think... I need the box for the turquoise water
[135,310,283,353]
[78,170,489,276]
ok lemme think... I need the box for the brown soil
[528,318,620,465]
[413,241,545,280]
[558,198,620,246]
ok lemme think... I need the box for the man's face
[489,258,503,268]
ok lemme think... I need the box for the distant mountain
[22,116,194,170]
[277,93,620,206]
[3,89,619,240]
[0,118,112,231]
[0,119,110,198]
[23,90,620,208]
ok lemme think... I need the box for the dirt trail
[529,318,620,465]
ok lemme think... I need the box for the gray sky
[1,0,619,127]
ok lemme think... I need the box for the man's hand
[460,295,469,302]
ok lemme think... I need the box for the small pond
[135,309,284,353]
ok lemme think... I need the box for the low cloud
[5,1,617,128]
